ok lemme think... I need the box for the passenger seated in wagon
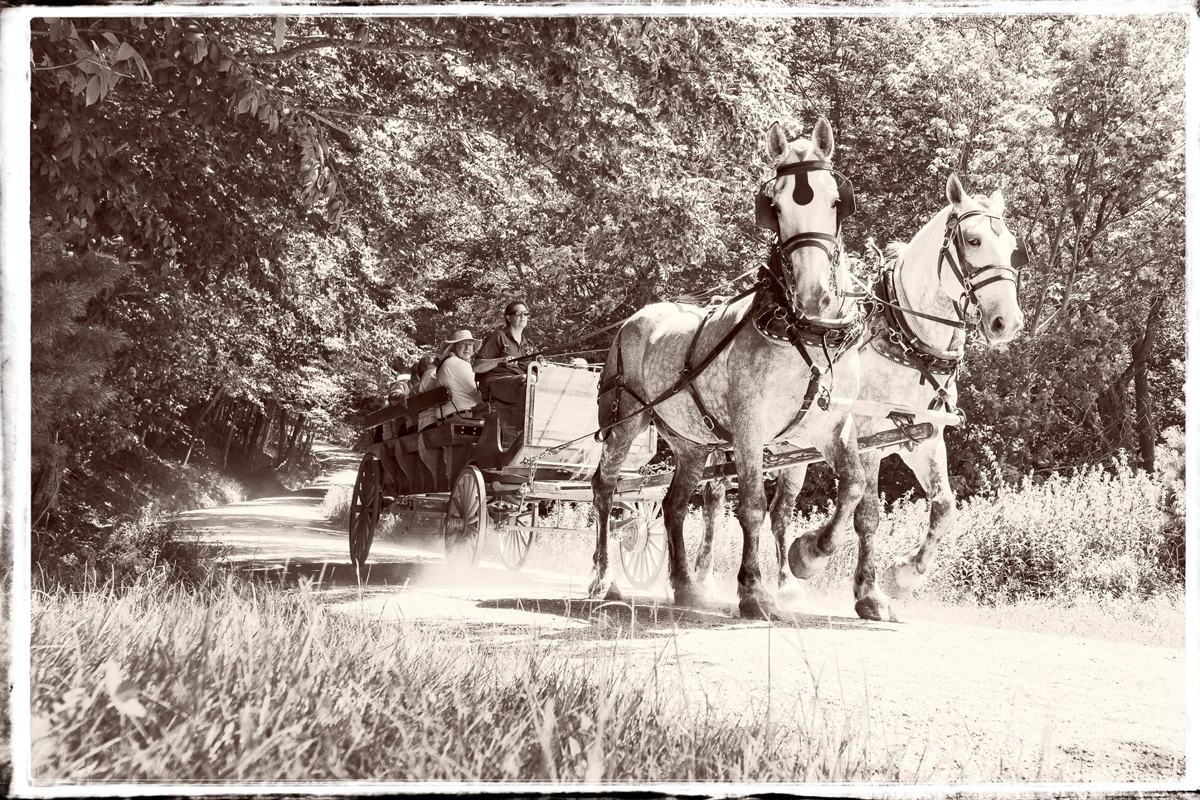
[418,330,484,431]
[385,354,412,404]
[410,353,437,396]
[474,299,535,440]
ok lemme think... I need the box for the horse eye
[967,237,980,247]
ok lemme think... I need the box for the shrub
[936,459,1174,602]
[33,504,221,593]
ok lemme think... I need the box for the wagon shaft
[701,422,938,482]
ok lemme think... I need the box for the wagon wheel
[615,500,668,590]
[348,453,383,572]
[497,502,537,571]
[445,465,486,568]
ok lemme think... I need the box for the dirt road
[178,444,1187,786]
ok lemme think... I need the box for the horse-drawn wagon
[348,359,672,588]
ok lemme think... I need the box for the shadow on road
[474,597,893,639]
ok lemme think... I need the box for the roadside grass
[320,484,352,529]
[33,505,225,594]
[864,589,1185,649]
[31,578,935,784]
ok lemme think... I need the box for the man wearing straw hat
[416,329,485,478]
[418,329,483,431]
[438,329,485,418]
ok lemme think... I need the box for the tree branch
[243,37,455,64]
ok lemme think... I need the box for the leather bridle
[938,209,1029,326]
[756,159,857,306]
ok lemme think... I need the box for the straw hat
[442,329,482,356]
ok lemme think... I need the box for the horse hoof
[588,577,622,601]
[775,574,804,602]
[672,581,712,610]
[739,594,780,621]
[787,537,828,580]
[853,596,892,622]
[881,561,920,598]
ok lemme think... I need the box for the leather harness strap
[682,307,736,441]
[596,286,758,445]
[869,269,962,413]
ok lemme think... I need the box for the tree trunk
[275,409,289,466]
[193,385,225,436]
[1095,364,1135,458]
[1132,295,1166,473]
[221,413,235,470]
[281,414,306,464]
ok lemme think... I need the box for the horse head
[942,174,1026,346]
[758,117,854,320]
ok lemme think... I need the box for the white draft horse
[696,174,1027,619]
[589,118,880,620]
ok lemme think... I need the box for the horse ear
[766,122,789,162]
[812,116,835,160]
[988,188,1006,215]
[946,173,966,207]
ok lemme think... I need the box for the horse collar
[871,269,963,372]
[752,277,863,363]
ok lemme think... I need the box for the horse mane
[885,241,907,264]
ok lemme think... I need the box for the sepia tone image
[8,3,1190,794]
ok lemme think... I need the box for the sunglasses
[508,311,531,318]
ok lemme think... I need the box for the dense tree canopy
[29,12,1185,518]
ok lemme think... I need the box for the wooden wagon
[349,360,671,587]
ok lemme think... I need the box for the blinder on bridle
[755,160,857,240]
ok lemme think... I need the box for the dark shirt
[476,327,535,382]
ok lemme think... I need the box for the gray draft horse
[696,174,1027,619]
[588,118,880,621]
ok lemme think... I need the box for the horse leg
[731,442,780,620]
[658,433,710,608]
[882,436,953,598]
[694,476,729,584]
[787,420,866,581]
[850,450,895,622]
[769,465,807,587]
[588,413,648,601]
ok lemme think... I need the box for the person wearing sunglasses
[474,300,536,440]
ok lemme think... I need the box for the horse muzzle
[981,306,1024,346]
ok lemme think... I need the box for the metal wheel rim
[617,501,667,590]
[348,454,382,569]
[498,504,537,571]
[445,465,486,567]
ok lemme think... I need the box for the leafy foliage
[30,13,1186,531]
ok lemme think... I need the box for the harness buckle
[701,414,716,432]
